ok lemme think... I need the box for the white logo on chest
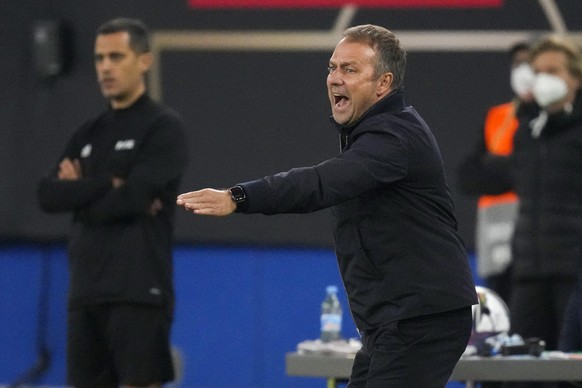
[81,144,92,158]
[115,139,135,151]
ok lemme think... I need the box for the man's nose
[99,58,113,70]
[327,71,342,84]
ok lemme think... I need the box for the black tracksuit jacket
[38,94,188,315]
[238,91,477,331]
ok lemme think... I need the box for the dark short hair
[342,24,407,89]
[509,41,530,60]
[96,18,150,54]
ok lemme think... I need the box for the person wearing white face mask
[508,35,582,357]
[461,35,582,388]
[457,42,532,307]
[476,35,582,372]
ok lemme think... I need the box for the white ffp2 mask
[532,73,568,108]
[511,63,535,98]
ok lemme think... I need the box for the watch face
[230,186,246,203]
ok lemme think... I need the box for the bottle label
[321,313,342,332]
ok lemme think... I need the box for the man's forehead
[532,51,568,68]
[329,53,374,66]
[95,32,131,51]
[330,40,376,62]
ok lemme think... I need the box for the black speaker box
[32,20,72,79]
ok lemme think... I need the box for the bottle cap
[326,285,338,294]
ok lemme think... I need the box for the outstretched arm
[177,188,236,216]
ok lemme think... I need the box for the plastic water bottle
[320,285,342,342]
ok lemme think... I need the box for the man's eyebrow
[95,51,125,56]
[329,60,358,66]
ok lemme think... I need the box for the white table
[286,352,582,387]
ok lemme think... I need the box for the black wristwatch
[229,185,247,212]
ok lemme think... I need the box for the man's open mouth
[334,93,349,107]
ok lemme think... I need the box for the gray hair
[342,24,407,89]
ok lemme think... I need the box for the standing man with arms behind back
[509,34,582,353]
[468,34,582,388]
[177,24,476,388]
[37,18,188,388]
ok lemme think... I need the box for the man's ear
[139,52,154,73]
[376,72,394,96]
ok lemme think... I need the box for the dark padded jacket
[37,94,188,315]
[509,92,582,280]
[239,91,477,331]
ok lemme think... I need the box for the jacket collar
[526,88,582,138]
[108,92,149,115]
[331,88,405,133]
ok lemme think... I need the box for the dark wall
[3,0,582,249]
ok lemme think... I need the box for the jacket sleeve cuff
[238,179,270,214]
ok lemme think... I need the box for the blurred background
[1,0,581,386]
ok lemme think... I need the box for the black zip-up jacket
[238,91,477,331]
[37,94,188,315]
[509,92,582,280]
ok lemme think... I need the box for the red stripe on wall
[188,0,503,8]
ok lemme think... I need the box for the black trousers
[500,278,577,388]
[348,307,472,388]
[510,278,576,350]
